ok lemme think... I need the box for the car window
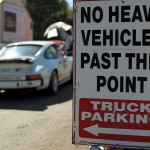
[44,45,62,59]
[44,46,55,59]
[0,44,4,50]
[0,45,42,58]
[54,45,63,58]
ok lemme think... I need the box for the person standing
[64,29,73,55]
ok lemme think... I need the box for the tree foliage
[25,0,73,40]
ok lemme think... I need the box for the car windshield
[0,45,42,58]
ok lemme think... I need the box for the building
[0,0,33,44]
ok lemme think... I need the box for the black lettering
[109,6,119,22]
[81,30,91,45]
[93,6,103,23]
[132,6,143,22]
[143,5,150,22]
[81,7,90,23]
[138,77,147,93]
[136,53,147,69]
[143,29,150,46]
[133,30,141,46]
[126,76,136,93]
[81,53,90,68]
[108,76,118,92]
[121,6,131,22]
[115,30,119,46]
[92,30,101,45]
[120,76,124,92]
[101,53,111,69]
[120,29,131,46]
[97,76,106,91]
[103,30,113,46]
[126,53,135,69]
[90,53,100,68]
[112,53,121,69]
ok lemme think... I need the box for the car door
[43,45,65,82]
[57,49,73,79]
[53,45,69,80]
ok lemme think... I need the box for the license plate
[0,76,24,80]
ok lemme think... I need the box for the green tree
[25,0,73,40]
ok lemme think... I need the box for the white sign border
[73,0,150,149]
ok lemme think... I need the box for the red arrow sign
[84,124,150,137]
[79,98,150,142]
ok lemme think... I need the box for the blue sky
[66,0,73,8]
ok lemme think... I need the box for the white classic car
[0,41,73,94]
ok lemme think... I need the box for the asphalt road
[0,82,89,150]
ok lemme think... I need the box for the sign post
[73,0,150,149]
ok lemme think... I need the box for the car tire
[45,70,58,95]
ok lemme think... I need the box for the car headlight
[26,74,42,80]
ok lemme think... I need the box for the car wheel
[46,70,58,95]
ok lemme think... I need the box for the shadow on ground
[0,82,73,111]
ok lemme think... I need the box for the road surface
[0,83,89,150]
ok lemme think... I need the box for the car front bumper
[0,80,43,90]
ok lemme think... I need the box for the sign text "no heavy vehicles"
[81,5,150,46]
[80,4,150,94]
